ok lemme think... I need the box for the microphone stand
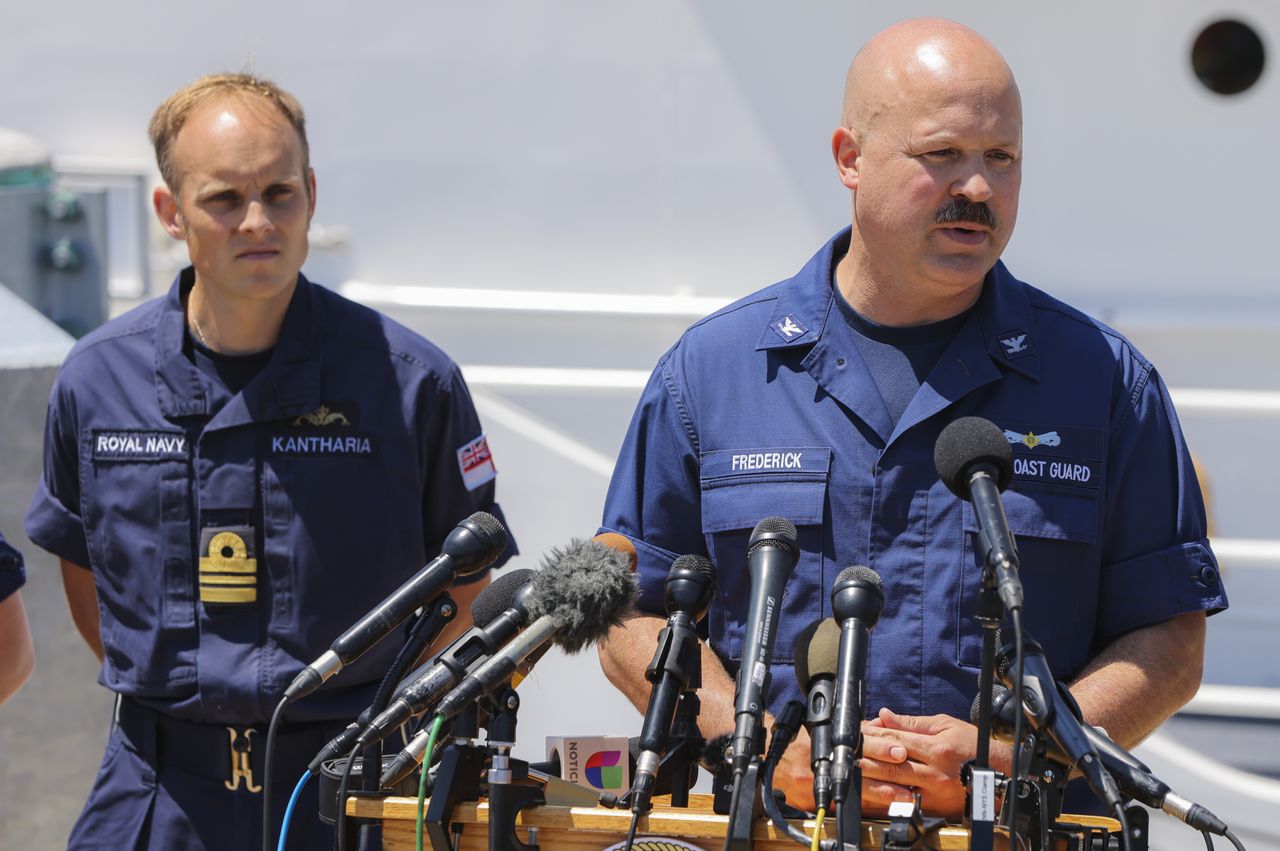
[423,705,487,851]
[484,687,544,851]
[835,757,864,850]
[357,595,457,790]
[723,724,765,851]
[967,580,1003,851]
[662,689,702,808]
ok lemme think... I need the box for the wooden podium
[347,792,1121,850]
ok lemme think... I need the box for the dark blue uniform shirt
[602,229,1226,723]
[26,269,515,725]
[0,531,24,602]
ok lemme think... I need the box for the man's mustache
[935,198,999,231]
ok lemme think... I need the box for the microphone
[284,511,508,702]
[370,537,635,741]
[309,568,536,771]
[995,635,1123,810]
[829,566,884,806]
[731,517,800,775]
[632,554,715,809]
[934,417,1022,612]
[978,686,1230,835]
[794,616,839,812]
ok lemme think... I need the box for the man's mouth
[938,226,989,245]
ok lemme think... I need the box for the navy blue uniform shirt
[0,531,24,602]
[602,229,1226,723]
[26,269,515,725]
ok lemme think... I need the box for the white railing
[1171,388,1280,415]
[343,280,730,318]
[1183,684,1280,720]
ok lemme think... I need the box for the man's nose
[240,199,275,235]
[951,163,994,204]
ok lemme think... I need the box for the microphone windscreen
[749,516,798,551]
[970,684,1013,725]
[793,617,840,687]
[834,565,882,590]
[933,417,1014,499]
[593,532,638,573]
[529,539,637,653]
[699,733,733,775]
[470,568,534,626]
[995,630,1044,680]
[450,511,509,576]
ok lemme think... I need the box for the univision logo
[584,750,624,789]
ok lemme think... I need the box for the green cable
[415,715,446,851]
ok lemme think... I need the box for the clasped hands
[771,708,1005,819]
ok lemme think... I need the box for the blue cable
[277,770,312,851]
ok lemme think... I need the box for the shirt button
[836,358,846,367]
[1197,565,1219,586]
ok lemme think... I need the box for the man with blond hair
[27,72,514,849]
[599,19,1225,819]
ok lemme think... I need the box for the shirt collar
[154,268,322,421]
[755,226,1040,382]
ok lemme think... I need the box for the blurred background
[2,1,1277,848]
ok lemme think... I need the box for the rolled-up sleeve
[600,353,706,617]
[25,377,92,569]
[1096,358,1226,645]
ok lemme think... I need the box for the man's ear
[305,167,317,221]
[832,127,862,191]
[153,185,185,240]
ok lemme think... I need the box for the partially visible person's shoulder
[1015,274,1154,374]
[56,296,168,382]
[665,278,791,361]
[310,280,462,386]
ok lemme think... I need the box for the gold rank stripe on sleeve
[200,585,258,604]
[198,529,258,604]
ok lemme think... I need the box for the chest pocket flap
[700,447,831,532]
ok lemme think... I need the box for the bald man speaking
[598,18,1225,817]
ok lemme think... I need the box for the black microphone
[374,537,635,739]
[633,554,715,809]
[829,566,884,805]
[731,517,800,776]
[794,616,839,812]
[934,417,1022,612]
[309,568,536,771]
[995,635,1122,810]
[285,511,508,702]
[978,686,1230,835]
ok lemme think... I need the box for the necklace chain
[189,304,211,348]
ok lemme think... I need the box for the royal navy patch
[92,430,187,461]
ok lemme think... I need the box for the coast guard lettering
[1001,423,1104,491]
[92,430,187,460]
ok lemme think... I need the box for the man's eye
[988,151,1015,163]
[210,192,240,204]
[266,186,294,201]
[923,149,955,160]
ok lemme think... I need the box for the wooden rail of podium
[346,792,1121,851]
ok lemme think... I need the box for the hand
[771,725,817,812]
[860,708,980,818]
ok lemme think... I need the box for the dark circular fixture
[1191,19,1266,95]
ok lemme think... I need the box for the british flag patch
[456,434,497,491]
